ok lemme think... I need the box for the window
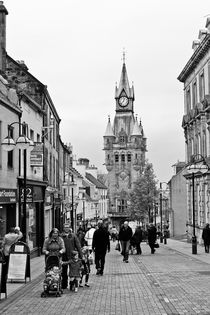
[192,80,197,108]
[199,71,205,101]
[107,154,110,160]
[127,153,131,162]
[30,129,34,141]
[7,126,14,169]
[118,199,127,212]
[115,154,119,163]
[37,133,40,143]
[186,87,191,112]
[120,136,125,143]
[121,154,125,162]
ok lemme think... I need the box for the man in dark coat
[147,223,157,254]
[131,226,143,255]
[118,221,133,262]
[202,223,210,253]
[92,220,110,276]
[61,223,82,289]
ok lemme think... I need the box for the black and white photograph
[1,0,210,314]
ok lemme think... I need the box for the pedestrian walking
[68,250,83,292]
[131,226,143,255]
[85,223,96,253]
[110,225,118,242]
[147,223,157,254]
[118,221,133,263]
[202,223,210,253]
[61,223,82,289]
[79,245,90,287]
[42,228,65,257]
[92,220,110,276]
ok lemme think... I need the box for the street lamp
[159,182,169,243]
[186,154,209,254]
[2,122,34,242]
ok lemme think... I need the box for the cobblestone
[1,241,210,314]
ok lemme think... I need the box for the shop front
[18,179,46,257]
[0,188,17,245]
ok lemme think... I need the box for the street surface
[1,240,210,314]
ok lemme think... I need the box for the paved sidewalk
[2,254,45,298]
[163,238,210,265]
[2,238,210,300]
[1,241,210,314]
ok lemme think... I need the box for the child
[69,250,83,292]
[79,245,90,288]
[44,266,60,288]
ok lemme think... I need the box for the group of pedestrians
[42,220,110,293]
[115,221,159,263]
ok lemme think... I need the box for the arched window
[115,154,119,163]
[121,154,125,162]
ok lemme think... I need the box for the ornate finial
[122,48,126,64]
[108,115,110,122]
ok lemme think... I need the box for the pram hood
[45,253,60,271]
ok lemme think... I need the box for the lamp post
[159,182,169,244]
[186,154,209,254]
[2,122,34,242]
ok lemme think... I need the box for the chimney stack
[0,1,8,73]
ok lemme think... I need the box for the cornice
[178,34,210,82]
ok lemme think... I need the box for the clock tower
[103,60,147,226]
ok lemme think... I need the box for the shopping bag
[154,243,159,248]
[115,242,120,251]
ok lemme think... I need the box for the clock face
[118,96,129,107]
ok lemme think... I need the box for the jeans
[120,240,130,261]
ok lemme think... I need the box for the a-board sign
[7,253,27,280]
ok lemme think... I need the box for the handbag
[115,242,120,251]
[154,243,159,248]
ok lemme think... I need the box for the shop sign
[30,143,43,166]
[20,186,33,203]
[0,188,17,203]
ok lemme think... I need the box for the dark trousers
[1,255,9,293]
[136,243,142,255]
[204,244,210,253]
[95,251,106,273]
[149,242,155,254]
[62,264,68,289]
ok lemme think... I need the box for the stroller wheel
[41,292,47,298]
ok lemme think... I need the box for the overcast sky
[5,0,210,182]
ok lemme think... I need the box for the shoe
[125,260,129,263]
[75,288,78,292]
[85,283,90,287]
[96,269,101,275]
[79,284,83,287]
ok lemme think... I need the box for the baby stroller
[41,253,63,298]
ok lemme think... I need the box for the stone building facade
[178,18,210,243]
[104,61,146,226]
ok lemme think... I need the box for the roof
[104,117,114,137]
[69,166,83,179]
[115,63,134,99]
[85,172,107,189]
[178,34,210,82]
[131,117,142,136]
